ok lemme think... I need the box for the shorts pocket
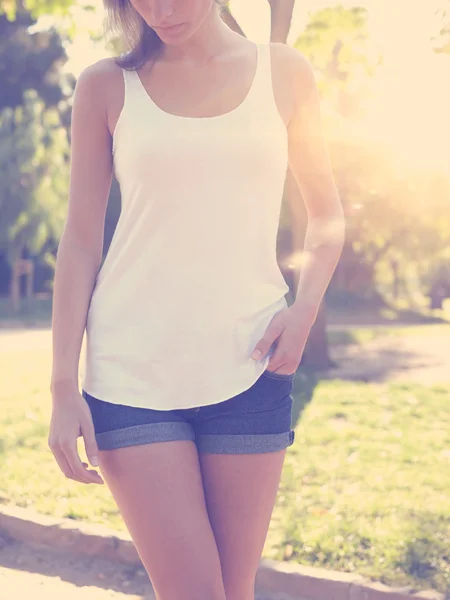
[261,369,295,381]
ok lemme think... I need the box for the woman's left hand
[250,305,315,375]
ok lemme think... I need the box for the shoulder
[73,58,125,130]
[76,58,123,87]
[74,58,124,107]
[269,43,317,102]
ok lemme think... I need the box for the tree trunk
[221,0,296,43]
[267,0,296,43]
[9,257,33,314]
[9,263,20,314]
[301,300,330,369]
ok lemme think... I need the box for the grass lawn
[1,332,449,594]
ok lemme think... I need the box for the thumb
[80,416,99,467]
[251,321,283,360]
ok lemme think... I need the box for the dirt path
[0,327,52,353]
[326,326,450,384]
[1,325,450,384]
[0,536,280,599]
[0,535,154,599]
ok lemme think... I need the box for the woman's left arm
[251,50,345,372]
[287,51,345,322]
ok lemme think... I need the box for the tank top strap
[121,68,143,103]
[121,66,168,118]
[247,43,278,116]
[112,68,140,154]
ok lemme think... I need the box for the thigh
[199,450,286,599]
[97,441,226,600]
[195,372,295,598]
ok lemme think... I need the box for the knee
[223,575,256,600]
[186,581,226,600]
[155,576,226,600]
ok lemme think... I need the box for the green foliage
[433,2,450,54]
[294,6,380,118]
[0,0,74,20]
[295,6,370,70]
[270,379,450,594]
[0,12,74,111]
[294,5,450,307]
[0,91,69,265]
[330,131,450,305]
[0,6,72,282]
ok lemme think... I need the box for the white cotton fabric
[82,43,290,410]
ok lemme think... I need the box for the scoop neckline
[133,43,262,122]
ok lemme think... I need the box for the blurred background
[1,0,450,597]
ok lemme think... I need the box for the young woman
[48,1,344,599]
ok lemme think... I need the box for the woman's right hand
[48,385,104,485]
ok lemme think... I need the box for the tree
[0,91,69,309]
[286,7,378,367]
[433,1,450,54]
[0,0,74,20]
[0,11,73,111]
[0,6,73,301]
[221,0,295,43]
[3,0,296,42]
[294,6,379,119]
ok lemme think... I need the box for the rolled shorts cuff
[196,430,295,454]
[95,421,195,450]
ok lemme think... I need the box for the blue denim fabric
[82,369,295,454]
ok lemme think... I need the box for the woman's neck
[159,6,241,66]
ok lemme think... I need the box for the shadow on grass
[389,308,448,325]
[322,345,436,384]
[274,510,450,596]
[291,366,319,429]
[395,513,450,596]
[327,328,381,347]
[321,327,450,384]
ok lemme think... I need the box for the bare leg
[98,441,227,600]
[199,450,287,600]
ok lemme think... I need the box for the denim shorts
[82,369,295,454]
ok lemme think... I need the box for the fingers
[251,318,284,361]
[51,445,77,481]
[80,413,99,468]
[265,340,300,373]
[67,439,104,484]
[56,438,101,484]
[49,436,103,485]
[80,416,105,484]
[266,360,297,374]
[50,440,88,483]
[48,395,104,485]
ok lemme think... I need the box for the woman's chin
[153,23,189,43]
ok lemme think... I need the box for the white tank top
[82,43,290,410]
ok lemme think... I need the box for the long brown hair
[104,0,229,71]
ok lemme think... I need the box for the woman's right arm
[49,60,121,485]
